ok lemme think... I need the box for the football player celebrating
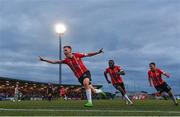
[148,62,178,106]
[104,60,133,105]
[39,46,106,107]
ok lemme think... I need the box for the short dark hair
[63,46,72,50]
[109,60,114,62]
[149,62,156,66]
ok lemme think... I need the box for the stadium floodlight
[54,23,66,84]
[55,23,66,35]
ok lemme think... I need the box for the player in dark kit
[148,62,178,106]
[47,83,53,101]
[39,46,106,107]
[104,60,133,105]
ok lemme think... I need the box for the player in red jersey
[148,62,178,106]
[104,60,133,105]
[39,46,105,107]
[59,86,66,100]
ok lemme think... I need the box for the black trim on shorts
[78,70,92,85]
[155,82,171,93]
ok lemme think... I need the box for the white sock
[170,94,178,104]
[86,89,92,103]
[124,94,133,104]
[95,89,102,94]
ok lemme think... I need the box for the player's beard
[66,53,73,58]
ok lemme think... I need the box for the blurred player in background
[148,62,178,106]
[104,60,133,105]
[59,86,67,100]
[47,83,53,101]
[13,85,21,102]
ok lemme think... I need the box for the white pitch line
[0,108,180,114]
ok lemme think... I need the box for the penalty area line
[0,108,180,114]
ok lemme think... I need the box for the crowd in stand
[0,83,103,101]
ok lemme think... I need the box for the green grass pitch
[0,99,179,116]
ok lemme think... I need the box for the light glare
[55,24,66,34]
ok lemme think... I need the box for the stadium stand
[0,77,102,101]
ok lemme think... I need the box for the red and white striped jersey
[148,68,165,86]
[105,65,124,85]
[62,53,88,79]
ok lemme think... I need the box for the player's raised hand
[98,48,104,54]
[166,73,170,78]
[39,56,44,61]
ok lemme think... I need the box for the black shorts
[155,82,171,93]
[113,82,126,96]
[78,71,92,85]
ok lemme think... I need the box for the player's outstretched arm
[104,72,111,84]
[163,72,170,78]
[39,56,64,64]
[85,48,104,57]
